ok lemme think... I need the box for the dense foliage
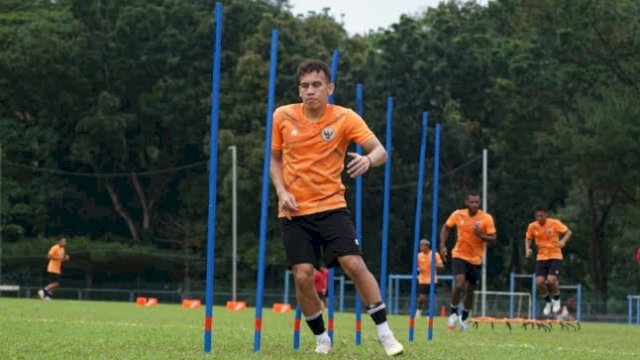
[1,0,638,310]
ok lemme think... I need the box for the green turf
[1,298,639,359]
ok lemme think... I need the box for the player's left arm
[475,217,497,245]
[558,228,572,248]
[347,136,387,178]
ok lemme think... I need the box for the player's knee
[292,265,314,286]
[339,255,366,279]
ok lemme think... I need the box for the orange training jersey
[418,251,443,284]
[446,209,496,265]
[47,244,65,274]
[526,218,569,261]
[271,103,374,217]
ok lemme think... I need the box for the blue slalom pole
[408,112,429,342]
[354,83,364,346]
[379,97,393,302]
[253,29,279,353]
[293,305,302,349]
[327,49,340,343]
[204,2,223,353]
[427,123,441,341]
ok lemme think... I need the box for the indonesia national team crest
[321,126,335,141]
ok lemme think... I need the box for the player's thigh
[418,284,430,297]
[535,260,551,278]
[548,260,562,278]
[465,262,481,287]
[315,208,362,268]
[451,259,468,287]
[280,217,321,267]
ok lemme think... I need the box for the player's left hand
[558,240,567,248]
[346,152,371,178]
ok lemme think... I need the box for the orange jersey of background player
[446,209,496,265]
[417,251,443,284]
[271,103,373,217]
[526,218,569,260]
[47,243,66,274]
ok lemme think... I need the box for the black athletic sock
[43,288,52,297]
[450,304,458,316]
[461,309,470,321]
[543,293,551,303]
[552,293,560,301]
[366,301,388,325]
[304,311,326,336]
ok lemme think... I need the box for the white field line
[3,316,198,330]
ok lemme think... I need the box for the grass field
[1,298,639,359]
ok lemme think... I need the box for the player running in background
[525,204,572,317]
[440,191,496,331]
[416,239,444,318]
[38,236,69,300]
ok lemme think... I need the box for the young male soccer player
[270,59,403,356]
[38,236,69,300]
[416,239,444,318]
[525,204,572,317]
[439,191,496,331]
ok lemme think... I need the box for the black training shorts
[452,258,481,286]
[280,208,362,269]
[47,272,61,284]
[418,284,437,296]
[535,259,562,278]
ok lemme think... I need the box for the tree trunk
[131,173,153,230]
[586,187,612,312]
[104,181,141,242]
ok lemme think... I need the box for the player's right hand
[439,247,448,262]
[525,248,532,258]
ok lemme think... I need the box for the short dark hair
[466,190,480,198]
[534,204,549,213]
[297,59,331,82]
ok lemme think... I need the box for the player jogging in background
[270,59,403,356]
[440,191,496,331]
[416,239,443,318]
[38,236,69,301]
[525,204,572,317]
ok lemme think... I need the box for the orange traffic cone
[440,305,447,317]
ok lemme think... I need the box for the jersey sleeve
[445,211,458,228]
[48,245,59,258]
[555,220,569,234]
[525,224,534,240]
[484,215,497,235]
[271,109,283,150]
[346,110,374,145]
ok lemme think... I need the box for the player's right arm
[525,224,534,258]
[270,150,298,219]
[525,238,533,258]
[439,224,452,262]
